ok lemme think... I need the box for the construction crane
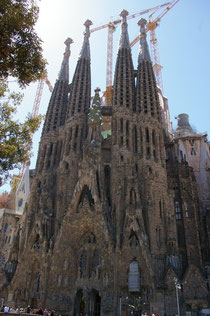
[130,0,179,91]
[32,72,53,117]
[18,73,53,177]
[90,2,170,106]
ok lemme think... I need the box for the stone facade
[1,13,210,316]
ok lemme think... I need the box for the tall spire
[138,18,151,64]
[119,9,130,48]
[112,9,135,111]
[79,19,92,59]
[67,20,92,118]
[42,39,72,134]
[58,38,73,81]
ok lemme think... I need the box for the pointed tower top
[119,9,130,49]
[65,37,74,47]
[79,19,93,59]
[84,19,93,30]
[120,9,129,21]
[138,18,147,30]
[58,37,73,81]
[137,18,151,63]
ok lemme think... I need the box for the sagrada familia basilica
[0,10,210,316]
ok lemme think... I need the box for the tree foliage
[0,0,46,186]
[0,80,43,186]
[0,0,46,86]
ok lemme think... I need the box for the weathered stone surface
[2,14,209,316]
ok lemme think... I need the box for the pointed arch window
[128,261,140,292]
[130,188,137,207]
[129,232,139,248]
[78,185,95,212]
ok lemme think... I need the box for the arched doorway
[74,289,101,316]
[89,289,101,316]
[74,289,85,315]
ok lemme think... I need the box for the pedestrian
[27,306,31,313]
[50,311,55,316]
[4,306,9,313]
[43,309,48,316]
[37,307,43,315]
[1,306,5,312]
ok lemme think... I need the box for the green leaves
[0,0,46,185]
[0,80,43,186]
[0,0,46,87]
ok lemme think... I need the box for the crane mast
[32,72,53,117]
[105,24,115,106]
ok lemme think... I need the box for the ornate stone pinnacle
[83,19,93,38]
[84,19,93,31]
[120,9,129,19]
[138,18,147,27]
[65,38,73,47]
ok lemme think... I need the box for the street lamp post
[174,278,181,316]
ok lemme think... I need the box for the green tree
[0,0,46,86]
[0,0,46,186]
[0,80,43,186]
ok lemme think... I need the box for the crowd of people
[0,305,160,316]
[0,306,55,316]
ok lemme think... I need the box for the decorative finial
[65,38,73,47]
[138,18,147,36]
[84,19,93,38]
[137,18,151,63]
[58,38,73,81]
[79,20,93,59]
[64,38,73,57]
[118,9,130,48]
[120,9,129,23]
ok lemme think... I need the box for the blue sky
[1,0,210,192]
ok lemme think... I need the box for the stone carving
[101,292,115,312]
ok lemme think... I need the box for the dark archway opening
[74,289,101,316]
[74,289,84,315]
[90,289,101,316]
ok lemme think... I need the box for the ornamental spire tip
[79,19,92,59]
[65,38,73,47]
[138,18,147,28]
[138,18,151,63]
[120,9,129,20]
[118,9,130,49]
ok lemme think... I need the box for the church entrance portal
[74,289,101,316]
